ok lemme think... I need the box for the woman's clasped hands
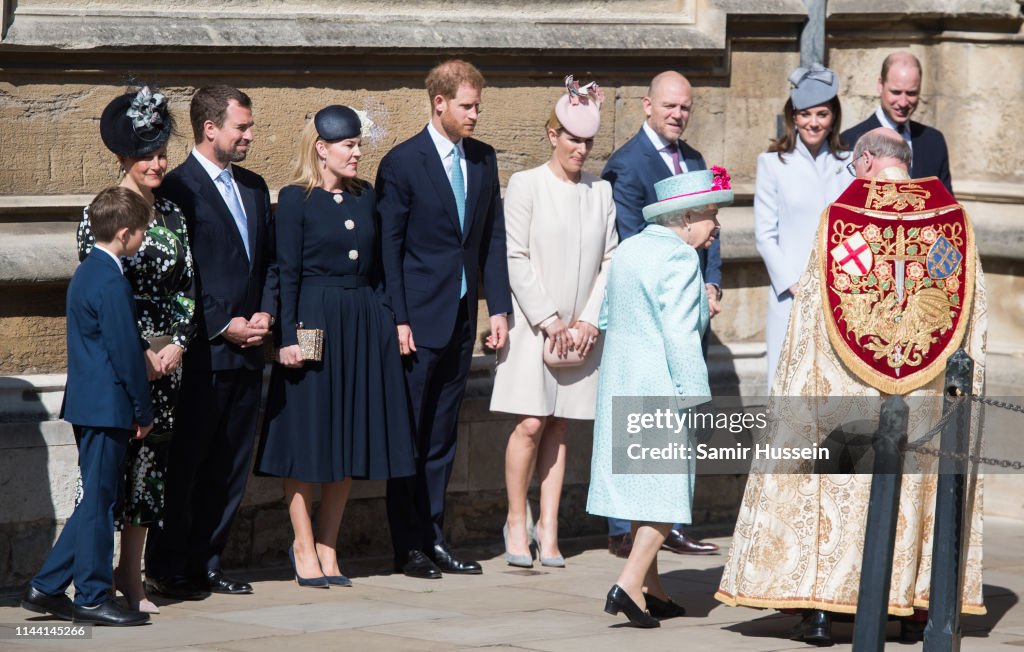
[543,318,599,360]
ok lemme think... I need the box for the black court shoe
[604,584,660,628]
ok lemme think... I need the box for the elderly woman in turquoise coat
[587,167,733,628]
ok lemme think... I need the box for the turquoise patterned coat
[586,224,711,524]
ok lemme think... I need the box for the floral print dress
[77,196,196,528]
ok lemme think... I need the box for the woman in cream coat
[491,78,617,568]
[755,65,851,388]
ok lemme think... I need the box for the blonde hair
[288,119,366,196]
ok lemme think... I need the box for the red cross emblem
[830,233,873,276]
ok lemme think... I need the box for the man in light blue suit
[601,71,720,557]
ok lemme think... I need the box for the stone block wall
[2,0,1024,589]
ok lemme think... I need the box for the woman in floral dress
[76,85,195,613]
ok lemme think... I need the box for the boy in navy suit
[22,187,154,627]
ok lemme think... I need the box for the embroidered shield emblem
[927,235,964,280]
[830,233,873,277]
[820,177,976,395]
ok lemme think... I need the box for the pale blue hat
[788,63,839,110]
[642,167,734,223]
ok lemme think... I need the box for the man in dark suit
[23,187,153,626]
[145,86,277,598]
[601,70,721,557]
[377,59,512,579]
[841,51,952,194]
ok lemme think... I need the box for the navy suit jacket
[841,114,952,193]
[157,155,277,372]
[62,248,154,429]
[601,127,722,288]
[375,127,512,349]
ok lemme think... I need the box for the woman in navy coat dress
[256,105,416,587]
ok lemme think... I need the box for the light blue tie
[450,145,467,298]
[218,169,251,261]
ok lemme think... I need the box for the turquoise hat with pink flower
[642,166,733,223]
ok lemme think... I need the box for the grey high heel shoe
[532,526,566,568]
[503,523,534,568]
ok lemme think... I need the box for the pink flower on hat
[710,166,731,191]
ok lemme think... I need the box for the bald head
[852,127,911,178]
[643,71,693,142]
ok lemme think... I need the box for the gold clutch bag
[295,324,324,362]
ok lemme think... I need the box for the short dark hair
[189,85,252,142]
[425,59,485,102]
[88,186,151,242]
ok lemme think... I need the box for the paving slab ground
[1,516,1021,651]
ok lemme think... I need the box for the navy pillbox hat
[314,105,361,141]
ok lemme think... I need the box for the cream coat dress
[490,164,618,419]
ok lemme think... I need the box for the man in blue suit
[841,51,952,194]
[23,187,153,626]
[377,59,512,579]
[146,86,277,599]
[601,71,721,557]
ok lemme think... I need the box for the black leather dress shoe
[145,575,208,600]
[73,599,150,626]
[21,585,74,621]
[395,550,442,579]
[644,592,686,619]
[900,618,925,643]
[608,534,633,559]
[789,609,833,646]
[430,543,482,574]
[662,529,720,555]
[203,569,253,594]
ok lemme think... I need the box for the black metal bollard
[852,395,910,651]
[924,349,975,651]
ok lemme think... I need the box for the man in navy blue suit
[23,187,153,626]
[145,86,277,599]
[841,51,953,194]
[377,59,512,579]
[601,71,721,558]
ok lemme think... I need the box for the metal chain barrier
[902,392,1024,469]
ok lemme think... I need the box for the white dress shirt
[642,121,689,175]
[95,244,124,275]
[426,121,467,194]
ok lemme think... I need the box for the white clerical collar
[94,244,124,274]
[878,166,910,181]
[426,121,464,161]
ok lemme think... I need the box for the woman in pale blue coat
[588,167,733,628]
[755,64,851,388]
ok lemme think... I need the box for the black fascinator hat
[100,85,174,158]
[314,105,362,141]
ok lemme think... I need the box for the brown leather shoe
[608,533,633,558]
[661,529,719,555]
